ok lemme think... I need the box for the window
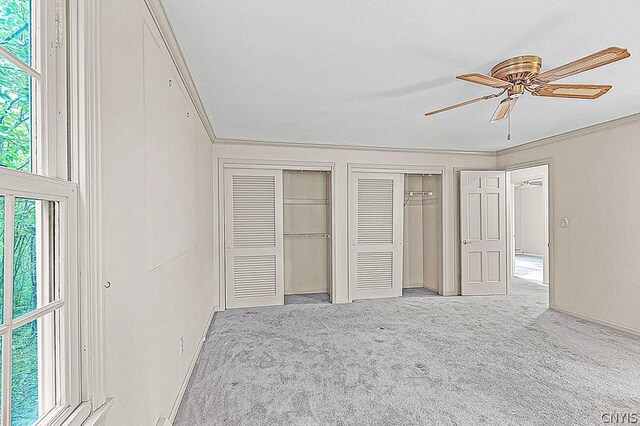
[0,1,81,425]
[1,0,66,178]
[0,177,79,426]
[1,0,35,173]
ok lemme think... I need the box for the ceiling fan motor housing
[491,55,543,83]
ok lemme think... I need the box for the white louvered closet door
[350,172,404,300]
[224,169,284,308]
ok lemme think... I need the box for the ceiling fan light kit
[425,47,631,126]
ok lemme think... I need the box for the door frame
[217,158,336,311]
[504,159,554,307]
[347,164,447,302]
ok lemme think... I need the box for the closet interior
[283,171,332,301]
[403,174,442,294]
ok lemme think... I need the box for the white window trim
[0,167,79,425]
[1,0,110,423]
[65,0,110,423]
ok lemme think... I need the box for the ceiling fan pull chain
[507,111,511,141]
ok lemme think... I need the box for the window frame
[0,0,85,424]
[0,168,79,426]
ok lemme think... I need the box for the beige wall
[403,175,426,288]
[100,1,215,424]
[283,171,331,295]
[498,116,640,334]
[214,141,497,304]
[403,175,442,292]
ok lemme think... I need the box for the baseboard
[551,305,640,337]
[164,306,217,425]
[213,305,223,312]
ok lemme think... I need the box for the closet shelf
[284,198,329,205]
[284,233,330,239]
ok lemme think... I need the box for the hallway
[514,254,544,284]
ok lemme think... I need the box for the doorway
[221,162,334,310]
[348,166,445,301]
[507,165,549,300]
[283,170,332,305]
[402,174,442,297]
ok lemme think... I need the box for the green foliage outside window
[1,0,32,172]
[1,1,41,424]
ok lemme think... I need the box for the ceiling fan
[424,47,631,123]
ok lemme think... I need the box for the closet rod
[404,191,434,206]
[404,191,433,195]
[284,233,330,239]
[284,170,329,174]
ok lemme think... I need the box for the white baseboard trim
[213,305,223,312]
[164,307,217,425]
[551,305,640,337]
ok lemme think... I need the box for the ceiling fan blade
[457,73,513,88]
[424,92,503,116]
[532,84,612,99]
[535,47,630,83]
[490,97,518,123]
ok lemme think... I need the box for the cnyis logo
[602,413,640,424]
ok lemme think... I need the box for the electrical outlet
[179,336,184,356]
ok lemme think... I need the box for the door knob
[463,240,469,245]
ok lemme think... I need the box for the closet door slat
[350,172,404,300]
[225,169,284,308]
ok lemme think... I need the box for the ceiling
[161,0,640,151]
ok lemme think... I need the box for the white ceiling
[161,0,640,151]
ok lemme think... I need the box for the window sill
[57,398,114,426]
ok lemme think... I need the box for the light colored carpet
[175,278,640,425]
[285,293,331,305]
[402,287,439,297]
[515,255,544,283]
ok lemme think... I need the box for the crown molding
[143,0,216,143]
[215,112,640,157]
[214,137,497,156]
[497,112,640,156]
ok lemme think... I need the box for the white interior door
[225,168,284,308]
[460,171,507,295]
[350,172,404,299]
